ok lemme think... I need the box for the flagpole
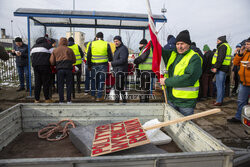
[146,0,168,104]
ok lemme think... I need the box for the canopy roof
[14,8,167,30]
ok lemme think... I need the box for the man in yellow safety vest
[87,32,113,101]
[68,37,84,93]
[160,30,203,116]
[134,39,154,103]
[211,35,232,106]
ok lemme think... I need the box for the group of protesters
[4,30,249,123]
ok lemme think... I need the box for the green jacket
[162,48,202,108]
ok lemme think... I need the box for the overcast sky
[0,0,249,51]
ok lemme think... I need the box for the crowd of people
[1,30,249,123]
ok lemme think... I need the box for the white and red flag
[145,0,163,79]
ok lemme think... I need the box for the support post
[143,29,146,39]
[27,17,32,97]
[44,25,47,36]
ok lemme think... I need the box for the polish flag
[145,0,162,79]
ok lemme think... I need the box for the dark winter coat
[111,43,129,72]
[31,37,53,67]
[163,36,176,51]
[203,50,214,74]
[213,40,230,73]
[12,43,28,66]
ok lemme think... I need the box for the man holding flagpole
[160,30,203,116]
[145,0,202,116]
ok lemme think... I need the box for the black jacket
[213,41,230,73]
[134,46,150,65]
[111,43,129,72]
[31,37,53,67]
[203,50,214,74]
[12,43,28,66]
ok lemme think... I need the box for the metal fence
[0,55,19,84]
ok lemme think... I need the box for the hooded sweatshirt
[163,36,176,51]
[50,38,76,70]
[31,37,53,67]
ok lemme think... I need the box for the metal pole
[27,17,32,97]
[11,20,13,38]
[143,29,145,39]
[44,25,47,36]
[73,0,75,39]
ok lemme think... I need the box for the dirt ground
[0,86,250,150]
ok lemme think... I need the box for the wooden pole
[162,86,167,104]
[144,108,221,131]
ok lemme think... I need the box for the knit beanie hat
[203,44,210,52]
[14,37,22,42]
[218,35,226,42]
[167,35,174,41]
[113,36,122,42]
[176,30,191,45]
[139,39,148,45]
[236,43,241,48]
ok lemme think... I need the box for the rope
[38,119,76,141]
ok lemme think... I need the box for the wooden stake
[144,108,221,131]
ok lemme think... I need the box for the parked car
[241,105,250,128]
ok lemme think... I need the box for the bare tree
[125,31,134,49]
[46,28,56,38]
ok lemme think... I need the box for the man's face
[15,42,22,47]
[246,42,250,51]
[217,39,221,45]
[176,42,190,54]
[114,39,121,47]
[139,44,144,48]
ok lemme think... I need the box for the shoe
[91,96,96,100]
[67,101,72,104]
[122,99,127,103]
[84,92,89,95]
[45,99,54,103]
[227,117,241,123]
[115,99,119,103]
[16,87,25,92]
[59,102,64,104]
[96,97,104,102]
[213,102,222,106]
[34,100,40,103]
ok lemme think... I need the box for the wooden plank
[164,105,231,152]
[0,109,21,131]
[75,160,155,167]
[22,108,163,117]
[91,118,150,157]
[0,119,22,145]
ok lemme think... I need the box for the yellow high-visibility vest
[138,46,153,70]
[212,43,232,66]
[165,49,202,99]
[91,40,108,63]
[68,44,82,65]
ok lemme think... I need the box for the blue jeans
[215,70,226,103]
[235,84,250,120]
[17,65,29,89]
[91,64,108,98]
[84,64,90,93]
[168,101,194,116]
